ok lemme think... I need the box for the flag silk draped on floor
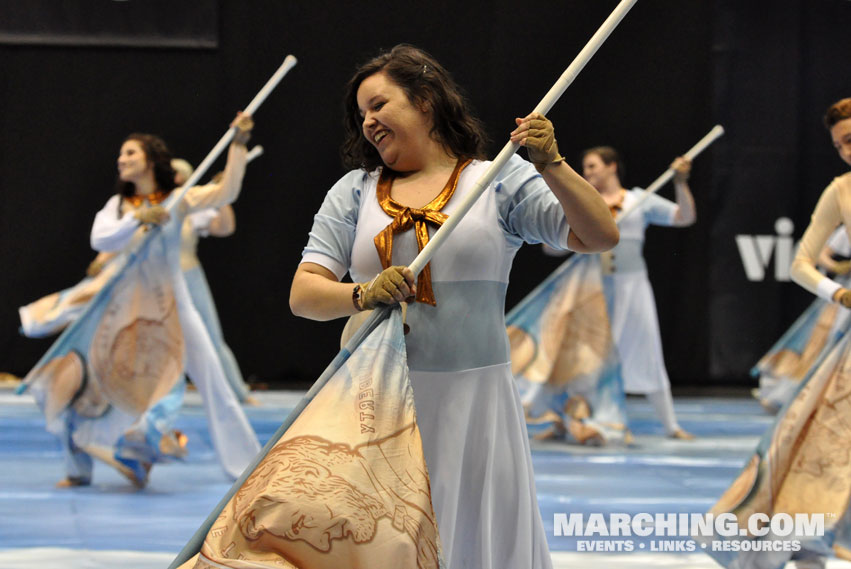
[178,308,444,569]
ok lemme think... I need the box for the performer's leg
[646,386,693,439]
[57,414,92,487]
[113,380,187,486]
[218,343,254,403]
[185,267,253,403]
[179,305,260,479]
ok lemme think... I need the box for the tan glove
[357,266,416,310]
[836,288,851,308]
[134,205,170,225]
[512,112,565,173]
[231,112,254,146]
[834,260,851,276]
[671,156,692,183]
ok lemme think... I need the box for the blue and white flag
[508,254,629,445]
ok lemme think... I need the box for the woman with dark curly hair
[290,45,617,569]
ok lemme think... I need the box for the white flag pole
[246,144,264,163]
[409,0,638,277]
[169,55,296,207]
[616,124,724,223]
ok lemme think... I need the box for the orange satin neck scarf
[373,158,472,306]
[608,189,626,218]
[124,191,169,208]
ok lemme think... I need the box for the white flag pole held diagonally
[169,56,296,206]
[168,2,638,567]
[17,56,296,396]
[246,144,264,163]
[616,124,724,223]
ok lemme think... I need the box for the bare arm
[670,156,696,227]
[207,205,236,237]
[540,160,619,252]
[86,251,118,276]
[183,113,253,212]
[290,263,361,321]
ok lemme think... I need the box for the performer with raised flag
[18,149,264,406]
[23,114,260,489]
[19,55,296,489]
[704,97,851,569]
[509,127,723,445]
[170,3,637,566]
[583,145,697,439]
[288,43,616,569]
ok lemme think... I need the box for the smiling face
[117,139,152,184]
[356,71,433,172]
[831,117,851,168]
[582,152,618,191]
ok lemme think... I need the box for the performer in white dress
[290,45,618,569]
[49,114,261,487]
[581,146,696,439]
[20,159,258,406]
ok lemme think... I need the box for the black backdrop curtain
[709,0,851,378]
[0,0,849,389]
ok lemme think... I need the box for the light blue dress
[301,155,567,569]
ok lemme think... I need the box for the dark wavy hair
[115,133,177,197]
[581,146,626,184]
[341,44,488,171]
[824,98,851,130]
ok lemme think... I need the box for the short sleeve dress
[301,154,568,569]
